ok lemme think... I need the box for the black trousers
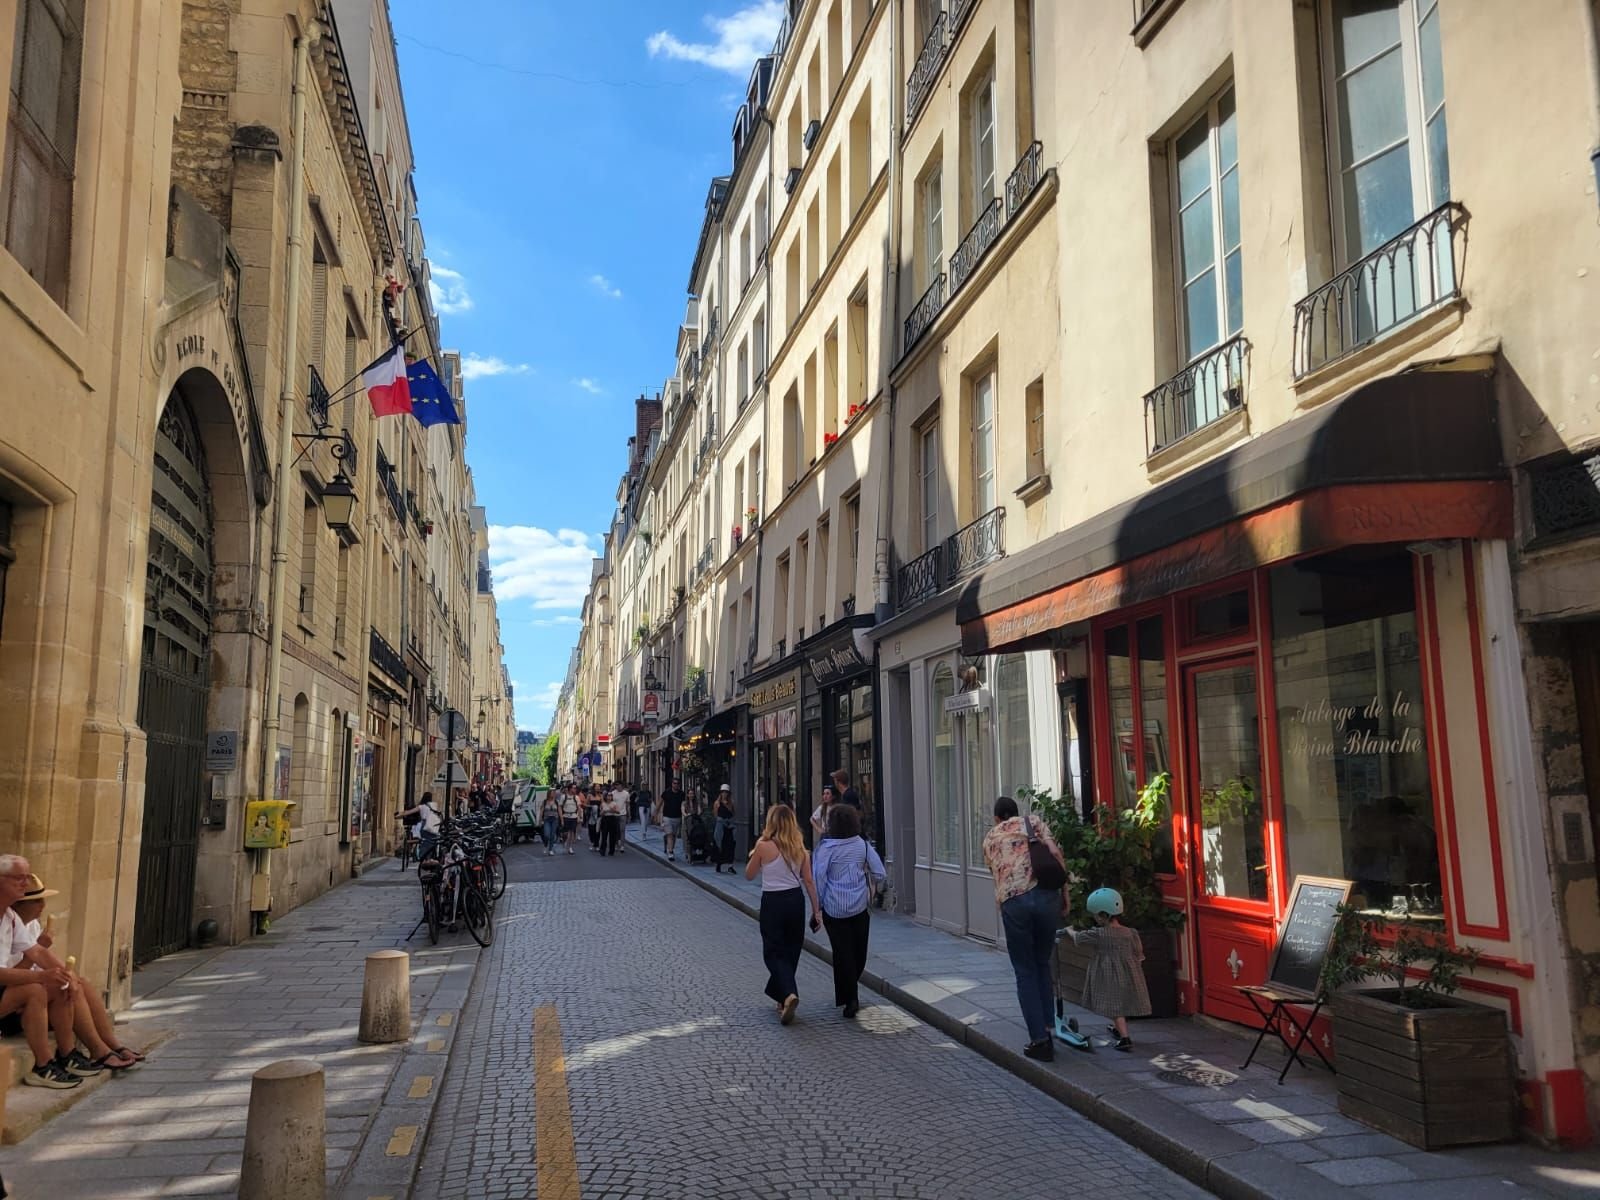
[587,819,601,848]
[759,887,805,1004]
[599,815,621,855]
[714,824,735,865]
[823,909,871,1008]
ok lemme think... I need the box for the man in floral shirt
[981,797,1067,1062]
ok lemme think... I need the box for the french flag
[364,342,412,417]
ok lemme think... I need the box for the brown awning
[958,366,1511,656]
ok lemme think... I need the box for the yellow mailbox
[243,800,295,849]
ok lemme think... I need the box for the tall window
[335,541,351,650]
[919,421,940,553]
[3,0,86,304]
[932,662,958,864]
[970,372,996,516]
[310,243,329,377]
[970,69,997,212]
[299,494,319,622]
[996,654,1032,800]
[920,166,943,286]
[1025,379,1045,483]
[1173,86,1241,360]
[1325,0,1449,260]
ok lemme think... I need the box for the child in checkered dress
[1063,887,1150,1051]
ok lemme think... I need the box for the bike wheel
[424,887,440,945]
[485,849,507,900]
[464,885,493,947]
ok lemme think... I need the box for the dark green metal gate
[135,394,213,964]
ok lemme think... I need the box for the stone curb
[628,833,1349,1200]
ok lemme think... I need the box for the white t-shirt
[610,788,630,816]
[559,793,580,819]
[0,909,38,970]
[416,801,442,837]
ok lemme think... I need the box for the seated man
[12,875,141,1072]
[0,855,87,1088]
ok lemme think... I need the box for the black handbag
[1024,816,1068,891]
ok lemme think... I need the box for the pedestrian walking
[610,783,630,854]
[981,796,1068,1062]
[712,784,737,873]
[585,788,602,851]
[634,785,654,837]
[1061,888,1151,1052]
[745,804,822,1025]
[541,791,561,856]
[808,784,837,844]
[659,779,686,861]
[812,804,885,1018]
[559,787,580,854]
[600,786,625,856]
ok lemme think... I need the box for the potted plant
[1026,772,1185,1017]
[746,506,758,528]
[1320,908,1515,1148]
[673,583,686,606]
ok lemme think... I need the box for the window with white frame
[1324,0,1449,260]
[920,166,944,288]
[970,373,996,517]
[970,69,997,212]
[1173,86,1240,361]
[919,421,940,553]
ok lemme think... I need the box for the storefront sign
[805,637,868,687]
[205,730,238,773]
[1282,693,1424,759]
[961,481,1512,655]
[749,674,799,712]
[943,688,989,714]
[642,690,660,724]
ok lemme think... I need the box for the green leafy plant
[685,665,705,688]
[1320,903,1479,1006]
[1022,772,1185,931]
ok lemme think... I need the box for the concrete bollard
[358,949,411,1044]
[239,1058,326,1200]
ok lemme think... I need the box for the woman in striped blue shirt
[811,805,887,1019]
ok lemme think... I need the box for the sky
[387,0,785,734]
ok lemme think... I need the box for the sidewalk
[626,824,1600,1200]
[0,863,480,1198]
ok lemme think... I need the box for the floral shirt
[981,815,1066,905]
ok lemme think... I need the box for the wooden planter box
[1331,988,1517,1150]
[1053,927,1180,1018]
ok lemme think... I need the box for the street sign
[206,730,238,773]
[439,709,468,741]
[431,762,472,789]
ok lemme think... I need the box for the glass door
[1183,658,1276,1023]
[960,707,1000,942]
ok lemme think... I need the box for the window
[848,90,872,215]
[774,552,791,649]
[970,69,997,213]
[996,654,1032,799]
[826,149,843,255]
[814,519,830,627]
[841,490,860,602]
[823,326,840,438]
[1326,0,1448,264]
[919,421,940,553]
[920,166,944,287]
[1172,86,1240,360]
[344,321,359,386]
[1102,617,1174,872]
[740,221,752,288]
[737,339,750,407]
[932,662,958,864]
[311,243,329,376]
[299,493,319,623]
[970,372,996,516]
[1024,378,1045,483]
[753,309,767,376]
[3,0,86,304]
[847,284,868,413]
[1271,549,1437,919]
[916,0,941,45]
[335,541,351,650]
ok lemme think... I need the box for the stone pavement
[0,861,479,1198]
[412,837,1206,1200]
[625,823,1600,1200]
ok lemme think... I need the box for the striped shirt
[812,836,887,919]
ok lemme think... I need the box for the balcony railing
[905,11,948,131]
[308,364,331,430]
[1005,140,1044,217]
[904,272,946,353]
[377,452,406,526]
[950,0,977,34]
[334,428,358,477]
[949,197,1003,296]
[700,308,720,364]
[1144,335,1250,456]
[369,627,407,683]
[1292,201,1466,379]
[897,507,1007,611]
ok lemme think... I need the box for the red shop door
[1183,658,1277,1025]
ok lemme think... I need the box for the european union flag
[406,358,462,428]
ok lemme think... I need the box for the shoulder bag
[1023,816,1068,892]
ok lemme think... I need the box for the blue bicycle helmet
[1086,887,1124,917]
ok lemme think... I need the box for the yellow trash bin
[243,799,295,849]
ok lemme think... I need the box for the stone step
[2,1023,173,1145]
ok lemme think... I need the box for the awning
[959,365,1511,656]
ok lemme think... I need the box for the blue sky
[388,0,783,733]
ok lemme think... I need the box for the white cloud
[573,377,605,396]
[487,525,597,609]
[588,273,623,300]
[517,681,563,721]
[646,1,783,75]
[532,615,582,628]
[460,353,531,381]
[428,265,474,315]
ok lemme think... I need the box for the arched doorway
[134,391,213,964]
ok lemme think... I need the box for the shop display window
[1269,549,1440,922]
[932,663,959,864]
[1103,616,1175,872]
[996,653,1032,802]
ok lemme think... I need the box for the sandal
[91,1052,134,1072]
[109,1045,145,1063]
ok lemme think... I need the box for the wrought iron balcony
[897,507,1007,611]
[904,272,946,353]
[1005,141,1044,217]
[905,11,948,131]
[949,0,977,34]
[377,451,405,526]
[334,428,358,477]
[1529,450,1600,542]
[308,364,331,430]
[369,626,407,683]
[1293,201,1466,379]
[1144,335,1250,456]
[949,197,1003,296]
[700,308,720,364]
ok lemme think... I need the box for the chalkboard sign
[1266,876,1353,996]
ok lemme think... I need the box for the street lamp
[320,470,358,532]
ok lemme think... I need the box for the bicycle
[413,829,494,948]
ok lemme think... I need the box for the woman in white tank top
[745,804,822,1025]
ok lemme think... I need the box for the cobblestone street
[410,840,1206,1200]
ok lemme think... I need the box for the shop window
[931,662,959,864]
[1102,616,1175,872]
[1185,585,1250,643]
[1193,663,1267,900]
[1270,548,1438,921]
[996,653,1031,801]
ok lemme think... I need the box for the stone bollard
[358,949,411,1044]
[239,1059,326,1200]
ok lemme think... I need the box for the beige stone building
[0,0,507,1001]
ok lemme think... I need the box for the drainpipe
[1584,0,1600,204]
[874,3,905,625]
[258,18,319,931]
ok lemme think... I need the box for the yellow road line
[533,1004,581,1200]
[385,1125,419,1157]
[407,1074,434,1099]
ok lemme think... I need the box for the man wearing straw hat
[10,871,141,1072]
[0,855,84,1087]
